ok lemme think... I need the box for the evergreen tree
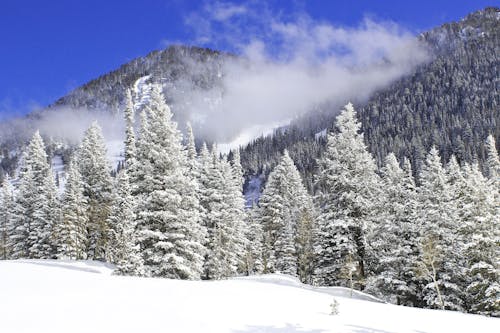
[78,122,113,260]
[202,149,246,279]
[366,154,420,306]
[485,134,500,182]
[56,157,88,259]
[313,103,379,287]
[11,132,58,259]
[107,169,143,275]
[0,175,14,259]
[460,163,500,316]
[417,147,463,311]
[135,85,205,279]
[124,88,136,166]
[260,150,313,277]
[244,204,264,275]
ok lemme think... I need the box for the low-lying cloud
[1,1,430,152]
[180,1,430,145]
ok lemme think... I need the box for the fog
[1,1,430,150]
[179,1,430,145]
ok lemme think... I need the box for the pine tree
[202,148,246,279]
[0,175,14,259]
[107,169,143,275]
[366,154,420,306]
[417,147,463,311]
[460,163,500,316]
[485,134,500,182]
[124,88,136,166]
[56,157,88,259]
[314,103,379,287]
[11,132,58,259]
[260,150,313,277]
[78,122,113,260]
[135,85,206,279]
[244,204,264,275]
[227,149,248,274]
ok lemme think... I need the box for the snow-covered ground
[0,260,497,333]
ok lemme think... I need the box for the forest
[1,87,498,317]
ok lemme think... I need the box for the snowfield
[0,260,497,333]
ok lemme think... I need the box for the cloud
[0,107,124,147]
[176,1,430,147]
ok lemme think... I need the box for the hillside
[1,260,498,333]
[0,7,498,189]
[240,7,499,189]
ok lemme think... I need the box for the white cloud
[177,1,430,145]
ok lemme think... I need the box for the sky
[0,0,495,119]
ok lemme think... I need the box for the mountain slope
[240,7,499,189]
[1,260,498,333]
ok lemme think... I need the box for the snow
[133,75,152,110]
[1,260,498,333]
[51,154,66,194]
[315,129,327,140]
[218,120,292,154]
[106,139,125,170]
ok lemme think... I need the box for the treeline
[0,94,498,317]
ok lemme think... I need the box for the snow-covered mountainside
[0,260,497,333]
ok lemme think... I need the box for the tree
[314,103,379,287]
[124,88,137,166]
[366,154,420,306]
[243,204,264,275]
[56,157,88,259]
[417,147,463,311]
[202,148,246,279]
[259,150,312,276]
[11,132,58,259]
[416,236,445,310]
[485,134,499,182]
[107,169,143,276]
[0,175,14,259]
[460,163,499,316]
[78,122,113,260]
[135,85,206,279]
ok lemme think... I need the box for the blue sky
[0,0,495,118]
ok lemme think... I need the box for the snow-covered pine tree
[124,88,136,166]
[417,147,463,311]
[11,132,58,259]
[135,85,205,279]
[78,122,113,260]
[485,134,500,183]
[366,154,420,306]
[260,150,313,277]
[107,169,143,275]
[227,149,248,274]
[9,154,32,259]
[0,175,14,259]
[230,149,244,190]
[313,103,379,287]
[244,204,264,275]
[202,147,246,279]
[460,163,500,316]
[56,157,88,259]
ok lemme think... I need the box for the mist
[180,1,430,146]
[0,107,124,148]
[0,1,430,152]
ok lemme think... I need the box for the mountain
[240,7,499,190]
[0,7,498,188]
[1,260,498,332]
